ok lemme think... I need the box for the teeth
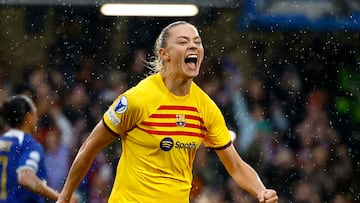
[185,54,198,64]
[186,54,198,59]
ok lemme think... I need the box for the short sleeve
[103,94,141,137]
[202,101,232,149]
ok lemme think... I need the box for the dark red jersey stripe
[102,119,121,137]
[210,141,232,150]
[150,114,175,118]
[141,121,207,131]
[186,115,204,123]
[141,121,176,127]
[158,105,199,112]
[149,114,204,123]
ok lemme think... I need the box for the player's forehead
[168,23,200,40]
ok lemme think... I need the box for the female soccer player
[0,95,77,203]
[56,21,278,203]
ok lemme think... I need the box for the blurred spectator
[74,131,114,203]
[328,144,353,201]
[20,66,75,148]
[230,77,291,202]
[76,56,96,88]
[293,180,321,203]
[87,152,113,203]
[99,70,128,104]
[224,179,257,203]
[63,84,91,135]
[265,62,304,136]
[192,185,226,203]
[267,147,300,200]
[0,61,11,133]
[330,193,353,203]
[290,89,353,202]
[39,114,71,193]
[0,60,11,103]
[295,89,338,154]
[232,77,277,159]
[48,67,68,105]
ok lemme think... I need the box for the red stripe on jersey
[137,126,205,138]
[150,114,175,118]
[141,121,176,127]
[141,121,207,130]
[150,114,204,123]
[158,105,199,112]
[186,115,204,123]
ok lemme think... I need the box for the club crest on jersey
[176,114,186,127]
[114,96,128,113]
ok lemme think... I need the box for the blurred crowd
[191,57,356,203]
[0,16,359,203]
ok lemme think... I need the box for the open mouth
[185,55,198,64]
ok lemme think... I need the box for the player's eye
[194,40,202,45]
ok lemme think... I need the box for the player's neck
[17,123,34,135]
[160,72,192,96]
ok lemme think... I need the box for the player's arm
[57,121,116,203]
[215,144,278,203]
[17,168,59,201]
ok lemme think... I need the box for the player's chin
[184,68,200,78]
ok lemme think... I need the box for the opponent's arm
[18,168,78,202]
[18,168,59,201]
[216,144,278,203]
[56,121,116,203]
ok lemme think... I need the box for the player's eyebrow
[176,35,201,40]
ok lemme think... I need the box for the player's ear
[159,48,170,61]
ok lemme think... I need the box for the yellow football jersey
[103,73,231,203]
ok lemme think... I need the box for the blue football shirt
[0,129,47,203]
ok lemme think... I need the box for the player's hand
[56,194,78,203]
[258,189,278,203]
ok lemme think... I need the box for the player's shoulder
[191,82,217,106]
[130,73,159,91]
[1,129,42,149]
[23,133,43,149]
[2,129,25,144]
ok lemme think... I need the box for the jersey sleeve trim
[102,119,122,137]
[208,141,232,150]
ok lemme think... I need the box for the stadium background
[0,0,359,202]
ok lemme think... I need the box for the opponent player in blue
[0,95,77,203]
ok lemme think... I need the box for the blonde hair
[148,21,196,73]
